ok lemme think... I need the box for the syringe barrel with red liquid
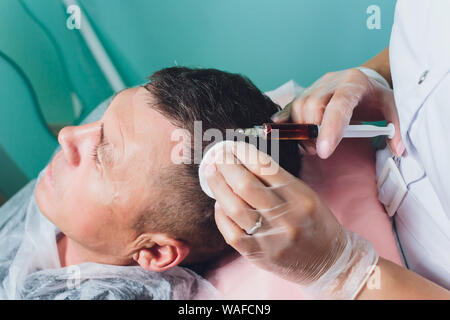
[238,123,394,141]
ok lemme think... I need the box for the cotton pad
[198,140,236,199]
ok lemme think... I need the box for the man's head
[35,67,301,271]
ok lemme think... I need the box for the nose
[58,122,100,167]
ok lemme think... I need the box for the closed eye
[90,123,105,167]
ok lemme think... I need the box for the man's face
[35,87,180,263]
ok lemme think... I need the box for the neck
[57,235,133,267]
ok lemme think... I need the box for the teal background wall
[84,0,395,90]
[0,0,396,202]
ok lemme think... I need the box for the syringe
[236,123,395,141]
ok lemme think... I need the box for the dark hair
[138,67,302,264]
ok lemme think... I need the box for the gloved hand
[271,68,404,158]
[203,141,378,299]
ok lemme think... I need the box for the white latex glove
[271,68,404,159]
[202,141,378,299]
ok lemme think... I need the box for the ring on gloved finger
[247,215,263,235]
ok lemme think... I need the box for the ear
[133,234,190,272]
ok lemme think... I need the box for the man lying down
[0,67,301,299]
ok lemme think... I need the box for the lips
[46,159,55,189]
